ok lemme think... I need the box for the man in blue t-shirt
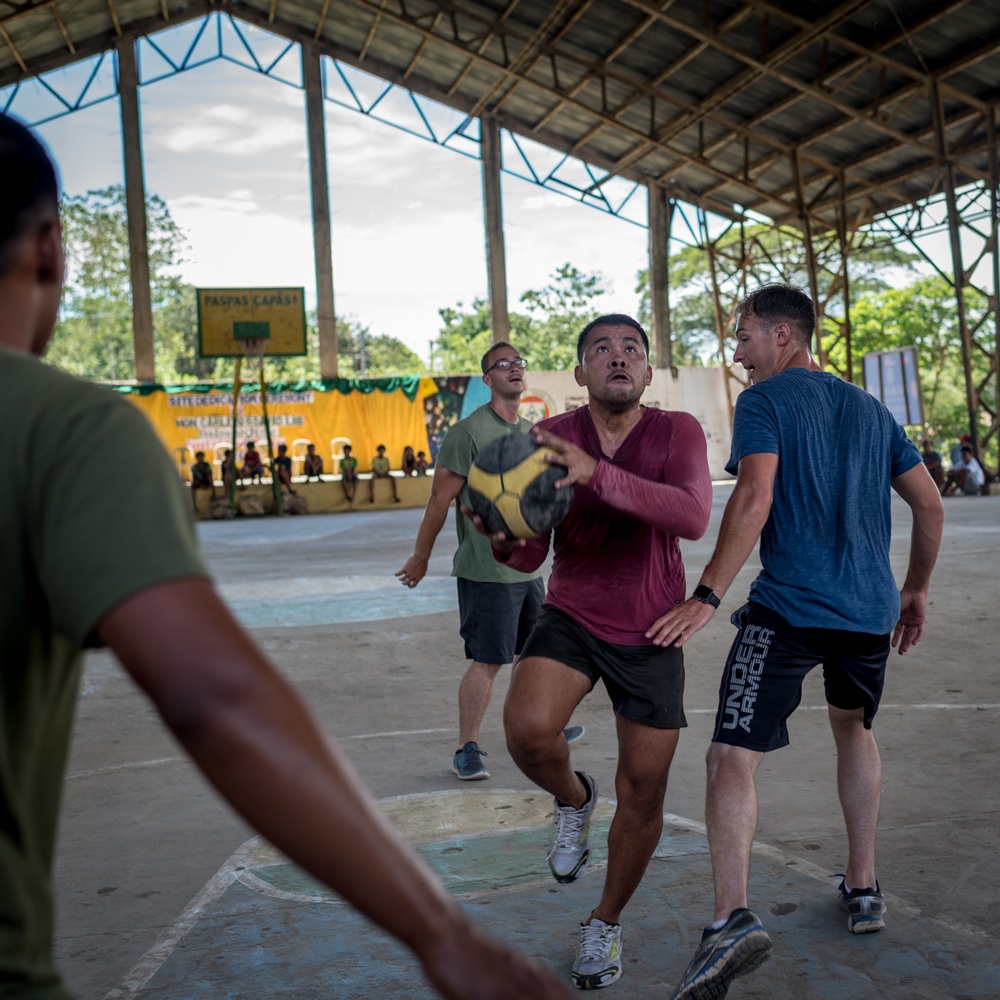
[649,284,944,1000]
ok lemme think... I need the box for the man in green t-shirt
[0,113,572,1000]
[396,343,548,781]
[369,443,400,503]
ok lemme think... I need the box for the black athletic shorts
[457,577,545,665]
[518,605,687,730]
[712,602,891,753]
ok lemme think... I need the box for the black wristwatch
[693,584,721,609]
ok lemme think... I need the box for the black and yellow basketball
[467,433,574,539]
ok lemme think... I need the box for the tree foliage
[635,223,920,365]
[45,186,211,382]
[44,187,420,384]
[430,264,607,373]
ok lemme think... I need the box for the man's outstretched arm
[396,465,465,587]
[97,578,572,1000]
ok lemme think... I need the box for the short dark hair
[961,445,973,454]
[576,315,649,363]
[736,284,815,343]
[0,114,60,275]
[481,340,519,373]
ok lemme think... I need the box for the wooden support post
[480,114,510,343]
[933,82,980,458]
[838,171,854,384]
[302,43,339,379]
[793,148,825,367]
[116,38,155,383]
[647,183,673,371]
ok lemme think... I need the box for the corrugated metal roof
[2,0,998,230]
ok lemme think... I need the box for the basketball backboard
[196,288,308,358]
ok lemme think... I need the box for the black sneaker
[837,877,886,933]
[669,908,772,1000]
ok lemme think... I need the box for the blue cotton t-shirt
[727,368,921,634]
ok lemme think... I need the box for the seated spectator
[942,444,986,496]
[369,443,400,503]
[401,445,418,476]
[340,444,359,505]
[303,443,324,480]
[921,438,944,489]
[221,449,237,493]
[189,451,216,513]
[240,440,266,483]
[415,450,430,475]
[275,443,296,494]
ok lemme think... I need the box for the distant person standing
[396,344,545,781]
[652,284,944,1000]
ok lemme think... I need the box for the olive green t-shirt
[435,403,542,584]
[371,455,390,475]
[0,346,208,998]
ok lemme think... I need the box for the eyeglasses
[486,357,528,372]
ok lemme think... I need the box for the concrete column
[116,38,155,383]
[480,114,510,343]
[647,183,673,370]
[302,43,338,379]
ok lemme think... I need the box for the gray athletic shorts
[712,602,891,753]
[518,605,687,730]
[457,576,545,665]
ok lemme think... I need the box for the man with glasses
[398,343,558,780]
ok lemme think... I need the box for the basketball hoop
[237,336,268,378]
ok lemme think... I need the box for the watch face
[694,585,720,607]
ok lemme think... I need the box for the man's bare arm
[890,463,945,654]
[97,579,572,1000]
[647,452,777,647]
[396,465,465,587]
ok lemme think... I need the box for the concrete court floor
[53,485,999,999]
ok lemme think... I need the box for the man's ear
[573,364,585,387]
[773,322,793,346]
[36,219,64,287]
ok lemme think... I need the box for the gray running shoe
[452,742,490,780]
[571,918,622,989]
[669,908,772,1000]
[563,725,585,743]
[547,771,597,883]
[837,877,886,933]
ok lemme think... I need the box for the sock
[709,917,728,931]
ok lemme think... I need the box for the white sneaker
[571,918,622,989]
[547,771,597,883]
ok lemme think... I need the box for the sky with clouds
[34,50,652,363]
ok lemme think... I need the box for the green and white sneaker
[571,918,622,989]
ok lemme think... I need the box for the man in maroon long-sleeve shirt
[489,315,713,990]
